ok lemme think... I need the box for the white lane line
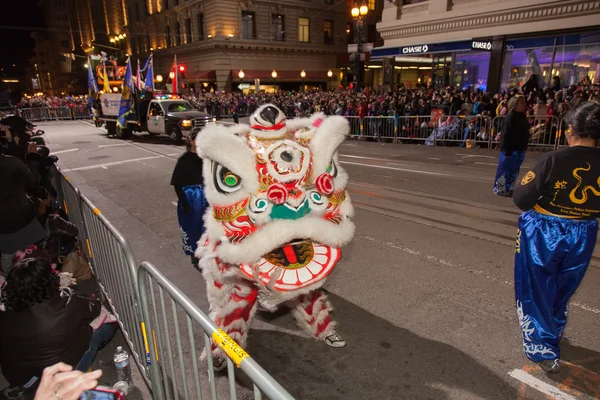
[62,155,164,171]
[342,143,357,147]
[386,162,410,167]
[171,201,178,206]
[428,157,441,160]
[340,161,449,177]
[456,153,496,159]
[52,148,79,155]
[99,143,131,148]
[340,154,387,161]
[167,152,180,156]
[475,162,498,166]
[508,369,577,400]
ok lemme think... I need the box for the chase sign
[472,40,492,51]
[402,44,429,54]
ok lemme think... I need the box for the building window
[368,0,376,10]
[134,3,139,22]
[241,11,255,39]
[271,15,285,41]
[165,26,171,47]
[197,13,205,40]
[185,18,192,43]
[298,17,309,43]
[176,22,182,45]
[164,0,168,10]
[324,20,334,44]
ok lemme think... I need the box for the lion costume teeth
[196,104,355,356]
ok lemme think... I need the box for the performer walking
[171,130,207,270]
[494,94,529,196]
[513,102,600,373]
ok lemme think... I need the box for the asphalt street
[40,120,600,400]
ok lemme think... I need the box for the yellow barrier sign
[212,329,249,367]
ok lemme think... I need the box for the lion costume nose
[267,183,288,205]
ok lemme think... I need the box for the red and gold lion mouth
[239,240,340,292]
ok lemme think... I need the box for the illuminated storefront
[502,31,600,91]
[371,39,493,90]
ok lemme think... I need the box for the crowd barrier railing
[18,106,91,122]
[345,114,572,151]
[49,165,295,400]
[138,261,295,400]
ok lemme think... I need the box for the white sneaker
[324,333,347,348]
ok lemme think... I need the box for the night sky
[0,0,44,77]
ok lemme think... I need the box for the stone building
[372,0,600,92]
[125,0,349,91]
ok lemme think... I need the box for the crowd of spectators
[0,114,117,398]
[17,95,89,110]
[184,76,600,122]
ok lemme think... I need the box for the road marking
[52,148,79,155]
[171,201,178,206]
[62,155,164,171]
[340,161,450,177]
[475,162,498,166]
[342,143,357,147]
[340,154,387,161]
[570,301,600,314]
[99,143,131,148]
[456,153,496,159]
[167,152,180,156]
[508,369,577,400]
[427,157,441,160]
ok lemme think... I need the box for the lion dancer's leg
[291,289,346,348]
[203,257,259,370]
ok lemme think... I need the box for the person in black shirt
[494,94,529,196]
[170,130,207,270]
[512,101,600,373]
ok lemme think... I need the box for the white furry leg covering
[291,289,336,340]
[201,255,259,358]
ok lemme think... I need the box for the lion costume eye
[326,160,338,178]
[213,163,242,193]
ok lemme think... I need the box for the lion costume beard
[196,104,355,358]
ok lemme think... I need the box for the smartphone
[79,387,125,400]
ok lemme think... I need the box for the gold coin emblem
[521,171,535,185]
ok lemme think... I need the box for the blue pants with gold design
[494,150,525,195]
[514,210,597,362]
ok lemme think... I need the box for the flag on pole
[143,53,154,91]
[117,57,134,128]
[136,59,141,90]
[87,56,98,109]
[102,61,110,93]
[172,55,178,94]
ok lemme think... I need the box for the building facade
[373,0,600,92]
[29,0,129,95]
[125,0,349,91]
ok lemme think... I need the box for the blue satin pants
[494,150,525,195]
[514,210,597,362]
[177,185,208,256]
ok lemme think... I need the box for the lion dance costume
[196,104,355,364]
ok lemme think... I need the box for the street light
[156,74,163,82]
[327,69,333,90]
[300,69,306,92]
[351,3,368,92]
[271,70,277,93]
[169,72,175,80]
[238,70,245,80]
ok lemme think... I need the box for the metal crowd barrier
[18,106,91,122]
[345,114,569,150]
[49,165,295,400]
[51,165,148,384]
[138,262,295,400]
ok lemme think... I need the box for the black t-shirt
[170,150,204,187]
[514,146,600,219]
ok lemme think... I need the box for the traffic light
[178,64,186,79]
